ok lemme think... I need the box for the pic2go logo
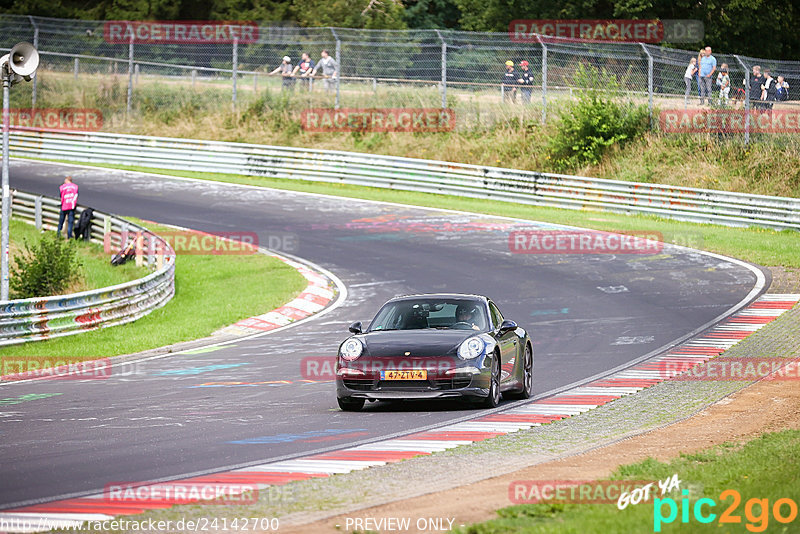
[654,489,798,532]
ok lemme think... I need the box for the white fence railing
[0,190,175,345]
[9,129,800,231]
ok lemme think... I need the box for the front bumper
[336,369,491,400]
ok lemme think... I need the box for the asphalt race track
[0,160,765,508]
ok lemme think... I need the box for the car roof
[387,293,488,303]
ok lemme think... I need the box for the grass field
[455,430,800,533]
[0,218,307,358]
[8,217,148,296]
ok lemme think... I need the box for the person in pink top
[57,176,79,238]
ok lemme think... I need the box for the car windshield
[367,298,489,332]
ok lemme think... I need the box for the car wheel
[337,397,365,411]
[507,343,533,400]
[481,354,501,409]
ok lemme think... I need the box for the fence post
[254,72,258,92]
[435,29,447,109]
[191,69,197,89]
[331,28,341,110]
[74,58,79,80]
[29,16,39,109]
[734,55,750,145]
[537,35,548,124]
[126,34,134,116]
[640,43,654,128]
[134,63,139,85]
[34,196,42,230]
[232,37,238,108]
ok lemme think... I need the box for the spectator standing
[762,69,777,112]
[311,50,338,92]
[56,176,78,239]
[517,60,534,104]
[776,75,790,101]
[717,66,730,106]
[502,60,517,103]
[747,65,764,110]
[697,46,717,106]
[269,56,295,91]
[683,57,697,107]
[293,52,315,91]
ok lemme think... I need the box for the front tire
[507,343,533,400]
[481,354,501,409]
[337,397,365,411]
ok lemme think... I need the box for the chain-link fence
[2,15,799,141]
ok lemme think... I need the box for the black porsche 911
[335,293,533,411]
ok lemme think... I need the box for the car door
[489,300,517,385]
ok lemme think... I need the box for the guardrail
[0,190,175,346]
[9,129,800,231]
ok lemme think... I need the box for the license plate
[381,369,427,380]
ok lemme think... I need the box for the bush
[548,65,649,170]
[10,234,83,299]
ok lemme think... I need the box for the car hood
[360,329,479,358]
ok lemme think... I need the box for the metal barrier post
[735,55,750,145]
[435,29,447,109]
[232,37,238,108]
[73,57,79,80]
[29,16,39,109]
[540,37,548,124]
[34,196,42,230]
[332,29,341,110]
[126,34,134,116]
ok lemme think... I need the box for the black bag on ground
[73,207,94,240]
[110,236,137,266]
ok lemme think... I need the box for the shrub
[10,234,83,299]
[547,64,649,170]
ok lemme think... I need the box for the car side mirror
[498,319,517,333]
[348,321,362,334]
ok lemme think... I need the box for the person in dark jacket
[517,60,535,104]
[747,65,765,110]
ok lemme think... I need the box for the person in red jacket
[57,176,79,239]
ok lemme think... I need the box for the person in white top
[684,57,698,108]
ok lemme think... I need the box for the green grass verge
[25,158,800,268]
[9,218,148,293]
[0,218,307,358]
[455,429,800,533]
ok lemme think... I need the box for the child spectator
[683,57,697,107]
[717,66,730,106]
[776,75,790,101]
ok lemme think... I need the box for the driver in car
[455,304,481,330]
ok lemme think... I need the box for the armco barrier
[0,190,175,346]
[9,129,800,230]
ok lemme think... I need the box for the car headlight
[458,336,485,360]
[340,338,364,361]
